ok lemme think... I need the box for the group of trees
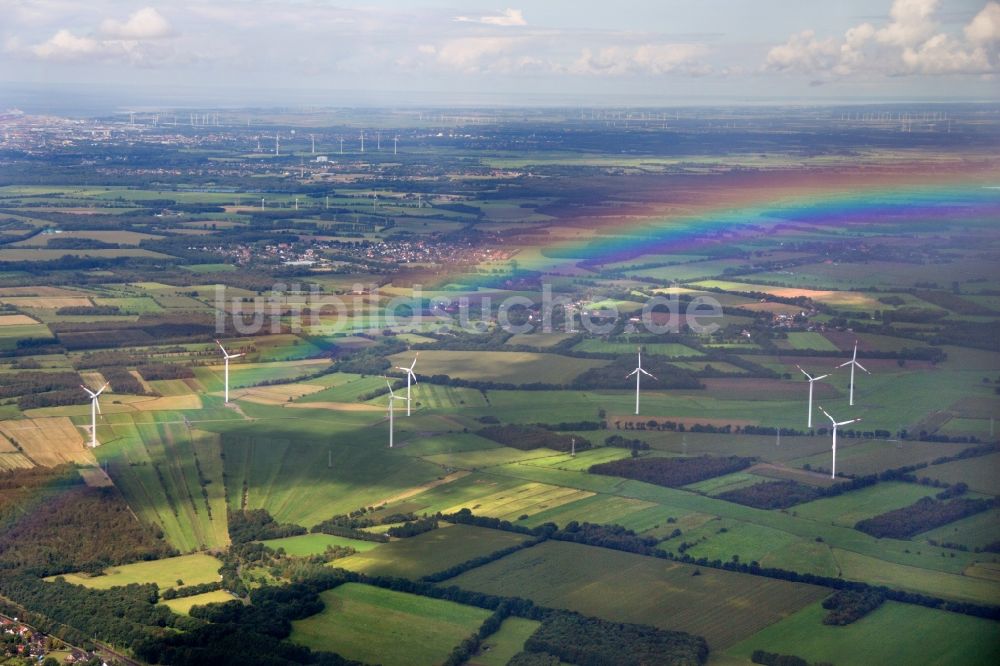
[523,613,709,666]
[716,480,822,510]
[385,517,438,538]
[0,467,175,577]
[0,370,86,409]
[308,508,405,543]
[477,424,593,453]
[227,509,306,544]
[821,589,885,625]
[855,496,995,539]
[589,455,755,488]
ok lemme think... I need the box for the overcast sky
[2,0,998,106]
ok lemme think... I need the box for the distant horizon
[3,80,999,116]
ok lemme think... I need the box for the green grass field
[919,508,1000,550]
[469,617,541,666]
[290,583,491,666]
[726,600,1000,666]
[571,339,702,357]
[54,553,221,590]
[161,589,236,615]
[792,482,939,527]
[449,540,827,650]
[387,350,607,385]
[259,533,382,556]
[93,416,231,552]
[920,453,1000,496]
[333,523,530,579]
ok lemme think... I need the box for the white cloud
[30,29,100,60]
[764,0,1000,78]
[570,43,710,76]
[454,8,526,27]
[433,36,522,72]
[966,2,1000,44]
[902,34,991,74]
[765,30,838,73]
[876,0,937,47]
[22,6,175,64]
[99,7,172,40]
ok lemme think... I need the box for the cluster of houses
[1,615,104,665]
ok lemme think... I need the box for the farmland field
[333,523,530,579]
[386,350,607,385]
[468,617,541,666]
[290,583,491,666]
[449,539,827,649]
[161,590,236,615]
[259,533,382,556]
[727,601,1000,666]
[53,553,221,590]
[919,453,1000,496]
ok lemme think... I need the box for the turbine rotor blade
[818,406,835,423]
[627,369,639,377]
[797,365,812,379]
[640,368,655,378]
[814,374,829,381]
[855,361,869,373]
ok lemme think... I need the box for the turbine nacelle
[797,365,829,383]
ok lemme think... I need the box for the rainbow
[435,169,1000,286]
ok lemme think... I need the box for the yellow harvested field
[443,482,595,521]
[0,286,89,297]
[129,370,154,394]
[0,314,39,326]
[690,280,881,310]
[24,393,201,417]
[285,401,383,412]
[81,371,108,388]
[228,383,327,405]
[14,230,163,247]
[0,296,92,309]
[0,417,95,466]
[0,453,34,470]
[0,431,18,453]
[131,394,203,411]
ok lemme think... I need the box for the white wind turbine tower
[797,365,829,428]
[818,406,860,479]
[215,340,245,403]
[394,354,419,416]
[627,347,656,415]
[359,130,365,153]
[80,382,109,448]
[838,341,869,406]
[384,378,407,448]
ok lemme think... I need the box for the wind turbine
[384,378,407,448]
[80,383,109,448]
[394,354,418,416]
[797,365,829,428]
[359,130,365,153]
[838,341,869,406]
[626,347,656,415]
[215,340,245,403]
[818,406,860,479]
